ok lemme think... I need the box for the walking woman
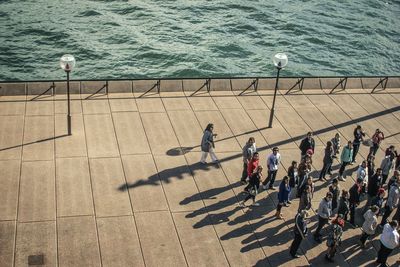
[338,190,350,221]
[325,215,345,263]
[369,128,385,157]
[298,185,312,212]
[319,141,334,181]
[276,176,291,219]
[338,141,353,181]
[290,210,309,258]
[352,125,365,164]
[329,178,340,213]
[200,123,218,164]
[239,166,263,207]
[288,161,298,201]
[240,137,256,184]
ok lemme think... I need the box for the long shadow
[0,134,68,151]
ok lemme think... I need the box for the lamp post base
[268,108,275,128]
[67,114,72,135]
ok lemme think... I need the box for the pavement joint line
[52,96,59,267]
[81,96,104,267]
[107,95,147,267]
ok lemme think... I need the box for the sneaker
[350,162,354,165]
[238,202,245,208]
[269,186,276,190]
[284,203,289,207]
[240,180,247,185]
[262,184,268,190]
[251,202,260,207]
[287,200,292,204]
[290,253,300,258]
[327,171,333,175]
[212,160,219,164]
[338,176,346,182]
[276,214,283,219]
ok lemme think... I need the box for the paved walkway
[0,87,400,267]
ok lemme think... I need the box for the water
[0,0,399,81]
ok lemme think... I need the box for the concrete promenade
[0,84,400,266]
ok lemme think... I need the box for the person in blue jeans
[275,176,291,219]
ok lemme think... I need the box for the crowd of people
[200,123,400,266]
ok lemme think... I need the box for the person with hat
[262,147,281,190]
[289,210,309,258]
[314,192,333,243]
[360,205,379,248]
[377,220,399,267]
[325,214,345,263]
[300,132,315,160]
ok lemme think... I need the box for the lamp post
[268,53,288,128]
[60,54,76,135]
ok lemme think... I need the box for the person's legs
[338,162,346,176]
[360,231,369,246]
[290,233,302,256]
[377,242,393,264]
[200,151,208,163]
[209,147,218,162]
[276,203,283,218]
[382,174,388,185]
[314,216,327,239]
[269,170,277,188]
[320,163,328,179]
[353,144,360,162]
[380,207,393,226]
[262,170,272,186]
[241,162,248,182]
[350,203,356,225]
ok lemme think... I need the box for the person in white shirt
[262,147,281,190]
[377,221,399,266]
[357,160,369,194]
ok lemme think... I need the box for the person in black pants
[314,192,333,243]
[239,166,263,207]
[299,132,315,159]
[377,220,399,266]
[352,125,365,164]
[290,210,309,258]
[319,141,334,181]
[349,178,363,227]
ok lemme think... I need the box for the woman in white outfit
[200,123,218,164]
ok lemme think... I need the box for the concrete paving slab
[283,93,315,109]
[217,152,249,196]
[0,115,24,160]
[121,154,169,212]
[219,109,268,148]
[56,157,94,217]
[82,94,111,114]
[0,221,15,267]
[134,94,166,113]
[185,152,237,207]
[108,80,132,93]
[168,110,203,151]
[26,98,54,116]
[55,114,87,158]
[89,158,132,217]
[259,92,291,110]
[15,221,56,267]
[57,216,101,267]
[22,115,54,161]
[194,110,242,152]
[97,216,145,267]
[207,206,266,267]
[112,112,151,155]
[245,109,298,149]
[160,92,192,111]
[135,211,187,267]
[172,212,229,267]
[18,161,55,222]
[140,112,180,155]
[0,160,20,220]
[54,95,82,114]
[154,155,204,212]
[84,114,119,158]
[185,93,219,111]
[211,91,243,109]
[370,93,400,110]
[234,92,268,110]
[108,93,137,112]
[0,95,26,115]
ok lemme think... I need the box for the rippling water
[0,0,399,81]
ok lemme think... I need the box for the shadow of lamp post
[268,53,288,128]
[60,54,76,136]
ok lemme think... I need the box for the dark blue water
[0,0,399,81]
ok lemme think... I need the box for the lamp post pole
[268,53,288,128]
[268,64,281,128]
[60,54,76,136]
[66,69,71,135]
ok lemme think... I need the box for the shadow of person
[166,146,194,156]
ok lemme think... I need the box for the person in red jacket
[247,152,259,177]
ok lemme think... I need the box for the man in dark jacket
[365,168,383,211]
[349,178,363,227]
[290,210,309,258]
[300,132,315,159]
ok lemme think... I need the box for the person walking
[240,137,256,184]
[369,128,385,157]
[349,178,363,227]
[300,132,315,159]
[380,178,400,227]
[365,168,383,211]
[324,215,345,263]
[331,133,341,159]
[298,185,312,212]
[200,123,218,164]
[275,176,291,219]
[329,178,340,213]
[359,205,379,248]
[338,190,350,221]
[288,161,298,201]
[352,125,365,164]
[338,141,353,181]
[314,192,333,243]
[381,154,395,185]
[376,220,399,267]
[289,210,309,258]
[357,160,369,195]
[319,141,334,181]
[367,154,376,178]
[388,170,400,189]
[262,147,281,190]
[239,166,263,207]
[372,188,386,216]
